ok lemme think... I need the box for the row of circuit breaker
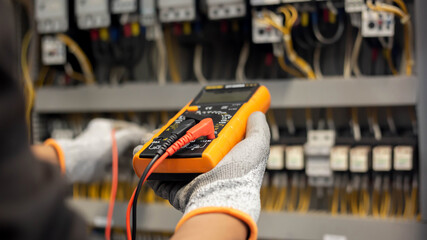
[36,0,390,36]
[267,130,414,184]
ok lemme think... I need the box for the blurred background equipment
[14,0,427,239]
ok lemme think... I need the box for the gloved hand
[46,119,147,183]
[133,112,270,239]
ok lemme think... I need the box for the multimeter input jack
[156,119,197,156]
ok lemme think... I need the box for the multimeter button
[187,106,199,112]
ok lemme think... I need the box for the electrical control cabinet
[31,0,427,238]
[140,0,157,26]
[362,8,395,37]
[75,0,111,29]
[112,0,138,14]
[41,36,66,65]
[35,0,68,33]
[158,0,196,22]
[205,0,246,20]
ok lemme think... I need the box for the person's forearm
[31,145,60,165]
[172,213,248,240]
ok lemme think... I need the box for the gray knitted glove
[134,112,270,238]
[53,119,147,183]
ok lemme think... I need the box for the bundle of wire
[21,31,34,138]
[366,0,414,76]
[126,118,215,240]
[261,6,316,80]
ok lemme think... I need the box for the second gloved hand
[53,119,147,183]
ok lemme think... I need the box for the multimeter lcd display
[194,89,254,104]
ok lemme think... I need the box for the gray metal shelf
[35,76,418,113]
[68,199,427,240]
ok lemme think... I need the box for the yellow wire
[164,26,182,83]
[265,185,278,211]
[359,189,370,217]
[351,190,359,215]
[403,188,412,219]
[380,191,391,218]
[80,184,88,198]
[331,187,339,215]
[367,0,413,76]
[56,34,96,84]
[36,66,49,88]
[393,0,408,14]
[277,56,305,78]
[287,185,298,212]
[340,188,348,214]
[411,186,418,217]
[373,190,380,217]
[260,186,268,210]
[274,187,287,211]
[101,181,111,200]
[262,7,316,80]
[87,183,100,199]
[73,184,80,199]
[302,186,311,212]
[21,31,35,138]
[367,1,405,18]
[383,49,398,75]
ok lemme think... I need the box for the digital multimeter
[133,83,271,180]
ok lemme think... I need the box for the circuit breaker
[35,0,68,33]
[361,8,395,37]
[305,130,335,187]
[41,36,66,65]
[75,0,111,29]
[112,0,138,14]
[252,10,282,44]
[158,0,196,23]
[140,0,157,26]
[205,0,246,20]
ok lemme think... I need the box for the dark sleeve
[0,1,88,239]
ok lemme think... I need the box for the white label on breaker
[286,146,304,170]
[394,146,413,171]
[112,0,137,14]
[267,146,285,170]
[350,146,370,173]
[373,146,392,171]
[330,146,349,171]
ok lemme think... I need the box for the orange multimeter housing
[133,83,271,180]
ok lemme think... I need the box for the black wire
[132,154,160,240]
